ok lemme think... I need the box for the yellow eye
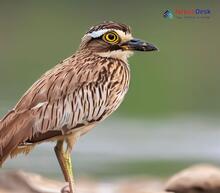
[103,31,119,44]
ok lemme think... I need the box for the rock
[165,164,220,193]
[0,170,64,193]
[0,170,169,193]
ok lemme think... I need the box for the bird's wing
[14,55,95,111]
[0,54,111,164]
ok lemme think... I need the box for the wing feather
[0,53,115,164]
[15,55,97,111]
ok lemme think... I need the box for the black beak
[121,39,158,52]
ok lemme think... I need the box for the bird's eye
[103,32,119,44]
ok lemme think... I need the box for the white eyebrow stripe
[87,29,130,39]
[87,29,110,38]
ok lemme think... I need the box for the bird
[0,21,158,193]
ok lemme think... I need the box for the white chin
[97,50,134,62]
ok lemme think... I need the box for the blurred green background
[1,1,220,179]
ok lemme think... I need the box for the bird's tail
[0,110,34,166]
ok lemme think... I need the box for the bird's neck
[77,49,133,63]
[96,50,133,63]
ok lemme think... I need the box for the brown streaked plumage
[0,21,158,193]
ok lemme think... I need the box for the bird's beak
[121,38,158,52]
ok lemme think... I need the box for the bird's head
[79,21,158,62]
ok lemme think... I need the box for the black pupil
[108,34,115,40]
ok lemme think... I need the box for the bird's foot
[61,184,74,193]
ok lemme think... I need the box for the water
[2,114,220,178]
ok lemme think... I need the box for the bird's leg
[63,149,74,193]
[54,140,69,182]
[64,134,78,193]
[57,134,78,193]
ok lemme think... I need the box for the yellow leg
[64,150,74,193]
[54,140,69,182]
[55,135,78,193]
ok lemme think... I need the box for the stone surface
[0,170,168,193]
[165,164,220,193]
[0,170,64,193]
[3,164,220,193]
